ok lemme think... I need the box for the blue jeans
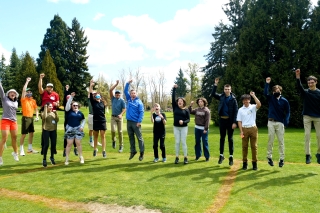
[194,128,210,159]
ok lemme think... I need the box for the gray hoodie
[0,83,18,121]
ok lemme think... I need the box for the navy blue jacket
[264,83,290,126]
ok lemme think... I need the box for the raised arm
[38,73,45,95]
[211,78,221,100]
[250,91,261,109]
[188,101,196,115]
[264,77,271,97]
[0,81,5,100]
[124,80,132,101]
[65,92,75,112]
[295,69,305,94]
[172,85,177,109]
[22,77,31,98]
[109,80,119,99]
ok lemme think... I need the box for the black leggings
[42,129,57,160]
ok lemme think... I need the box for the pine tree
[66,18,92,105]
[0,54,6,82]
[173,68,188,97]
[37,14,69,84]
[4,48,21,91]
[39,50,64,103]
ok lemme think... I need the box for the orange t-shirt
[21,97,37,117]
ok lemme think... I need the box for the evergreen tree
[0,54,6,82]
[17,52,41,105]
[4,48,21,91]
[173,68,188,97]
[37,14,69,84]
[186,63,200,100]
[66,18,92,105]
[39,50,64,104]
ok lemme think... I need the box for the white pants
[303,115,320,155]
[173,126,188,157]
[267,121,285,160]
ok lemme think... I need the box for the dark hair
[45,102,52,106]
[240,94,251,101]
[307,75,318,82]
[224,84,231,88]
[272,85,282,92]
[176,97,187,107]
[196,97,208,107]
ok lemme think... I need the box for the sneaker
[112,141,116,149]
[63,149,66,157]
[74,148,78,156]
[43,160,47,167]
[20,149,25,156]
[267,157,274,166]
[306,154,312,164]
[80,156,84,164]
[229,156,234,166]
[195,157,200,161]
[242,162,248,170]
[154,158,159,163]
[89,142,94,148]
[28,149,39,154]
[184,157,188,164]
[65,156,69,165]
[162,158,167,163]
[102,151,107,158]
[93,149,97,157]
[0,157,3,166]
[175,157,179,164]
[12,152,19,161]
[139,152,144,161]
[50,157,56,165]
[129,151,137,160]
[97,142,102,146]
[252,162,258,170]
[316,153,320,164]
[205,158,209,162]
[279,159,284,167]
[119,145,124,153]
[218,155,225,164]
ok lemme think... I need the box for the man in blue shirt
[109,80,126,153]
[264,77,290,167]
[124,79,145,161]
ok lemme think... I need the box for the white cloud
[93,13,105,21]
[70,0,89,4]
[0,44,11,65]
[112,0,228,60]
[85,28,147,66]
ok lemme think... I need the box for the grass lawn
[0,110,319,213]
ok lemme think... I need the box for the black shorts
[21,116,35,134]
[93,120,107,131]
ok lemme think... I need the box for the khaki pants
[267,121,285,160]
[303,115,320,155]
[111,116,123,146]
[242,126,258,162]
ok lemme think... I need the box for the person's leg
[226,120,235,156]
[267,121,276,159]
[242,128,249,163]
[303,115,312,155]
[202,130,209,159]
[153,134,159,159]
[181,126,188,157]
[250,127,258,162]
[26,118,36,152]
[20,134,27,155]
[160,134,166,159]
[194,128,202,159]
[10,128,18,154]
[42,130,50,160]
[100,130,106,157]
[275,122,285,160]
[50,130,57,158]
[117,117,124,147]
[74,138,83,160]
[111,116,116,144]
[0,130,9,157]
[132,123,144,153]
[219,118,227,155]
[173,126,181,157]
[66,138,74,162]
[313,117,320,154]
[127,121,136,153]
[93,130,99,150]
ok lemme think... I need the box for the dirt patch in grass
[206,160,240,213]
[0,188,161,213]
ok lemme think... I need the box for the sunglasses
[73,105,78,107]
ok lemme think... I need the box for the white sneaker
[89,142,94,148]
[0,157,3,166]
[80,156,84,164]
[65,157,69,165]
[20,149,25,156]
[12,152,19,161]
[28,149,39,154]
[97,142,102,146]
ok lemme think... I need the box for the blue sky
[0,0,318,91]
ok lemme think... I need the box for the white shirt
[236,104,258,126]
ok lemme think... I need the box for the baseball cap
[115,90,121,94]
[46,83,54,87]
[26,88,31,91]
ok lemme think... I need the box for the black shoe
[229,156,234,166]
[43,160,47,167]
[112,141,116,149]
[119,145,124,153]
[184,157,188,164]
[242,162,248,170]
[316,153,320,164]
[218,155,225,164]
[175,157,179,164]
[129,151,137,160]
[139,152,144,161]
[279,159,284,167]
[306,154,311,164]
[252,162,258,170]
[267,157,274,166]
[63,149,66,157]
[102,151,107,158]
[205,158,209,162]
[93,149,97,157]
[49,157,56,165]
[74,148,78,156]
[195,157,200,161]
